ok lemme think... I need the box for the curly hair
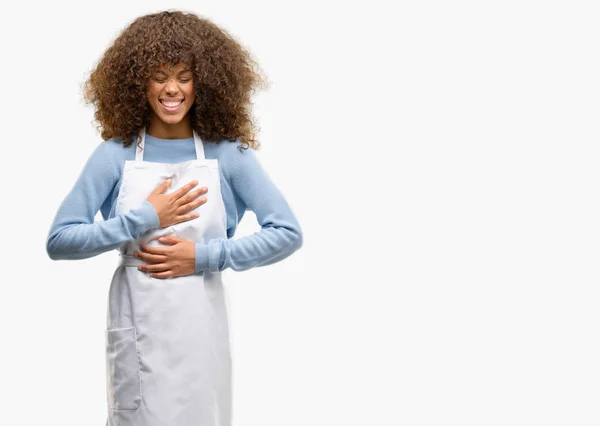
[83,10,269,151]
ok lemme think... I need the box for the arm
[194,145,303,273]
[46,142,159,260]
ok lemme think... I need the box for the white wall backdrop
[1,1,599,425]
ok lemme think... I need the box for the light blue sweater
[46,134,303,273]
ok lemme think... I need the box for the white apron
[105,128,232,426]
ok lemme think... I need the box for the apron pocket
[105,326,142,410]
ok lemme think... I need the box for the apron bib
[105,128,232,426]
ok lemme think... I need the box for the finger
[172,180,200,200]
[139,244,171,255]
[186,186,209,199]
[151,178,172,195]
[135,251,167,264]
[175,187,208,206]
[175,213,200,223]
[177,196,207,214]
[149,270,175,279]
[138,262,170,272]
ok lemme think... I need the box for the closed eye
[152,78,192,83]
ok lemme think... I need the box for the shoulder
[206,138,259,176]
[90,137,135,180]
[205,138,247,158]
[99,136,136,159]
[99,137,135,162]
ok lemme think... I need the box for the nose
[165,80,179,95]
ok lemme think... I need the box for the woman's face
[146,62,195,126]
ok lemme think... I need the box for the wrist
[194,243,210,273]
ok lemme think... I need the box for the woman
[45,10,303,426]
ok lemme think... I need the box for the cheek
[185,85,195,100]
[146,84,160,99]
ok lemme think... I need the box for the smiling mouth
[160,100,183,107]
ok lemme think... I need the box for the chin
[161,116,183,123]
[158,113,187,124]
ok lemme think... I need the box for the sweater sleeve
[194,145,303,273]
[46,141,160,260]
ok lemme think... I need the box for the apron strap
[193,131,206,160]
[135,127,206,161]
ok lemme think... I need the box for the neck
[147,114,193,139]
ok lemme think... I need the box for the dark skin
[135,62,207,279]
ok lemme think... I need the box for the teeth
[161,100,182,107]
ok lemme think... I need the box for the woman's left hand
[135,236,196,279]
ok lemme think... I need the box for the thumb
[158,235,182,244]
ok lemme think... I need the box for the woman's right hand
[146,179,208,228]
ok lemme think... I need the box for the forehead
[154,63,191,73]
